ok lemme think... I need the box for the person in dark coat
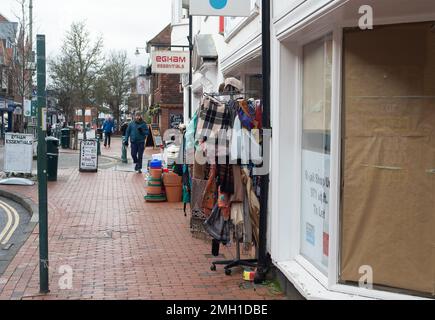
[124,112,149,173]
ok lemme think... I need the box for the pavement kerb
[0,189,39,225]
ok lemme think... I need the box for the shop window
[341,22,435,297]
[245,74,262,100]
[300,35,332,275]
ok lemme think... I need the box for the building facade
[172,0,435,299]
[270,0,435,299]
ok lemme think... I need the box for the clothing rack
[194,92,261,275]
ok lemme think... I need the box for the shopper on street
[102,116,115,148]
[125,112,149,173]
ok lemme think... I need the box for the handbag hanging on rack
[204,204,230,245]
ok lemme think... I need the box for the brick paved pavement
[0,164,285,300]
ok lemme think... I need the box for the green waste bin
[61,128,71,149]
[46,136,59,181]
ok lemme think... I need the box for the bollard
[97,138,101,156]
[121,136,128,163]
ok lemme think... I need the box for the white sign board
[190,0,251,17]
[4,133,34,174]
[300,149,330,275]
[151,51,190,74]
[24,99,32,117]
[137,76,150,95]
[79,139,98,172]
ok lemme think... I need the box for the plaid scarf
[197,98,232,141]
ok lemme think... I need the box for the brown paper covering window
[341,22,435,295]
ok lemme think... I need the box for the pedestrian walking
[102,116,115,148]
[124,112,149,173]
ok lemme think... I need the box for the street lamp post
[135,49,149,116]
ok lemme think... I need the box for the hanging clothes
[196,97,232,141]
[182,164,191,204]
[242,168,260,245]
[202,165,217,217]
[185,110,198,149]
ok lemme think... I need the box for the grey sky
[1,0,172,66]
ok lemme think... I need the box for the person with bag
[124,111,149,173]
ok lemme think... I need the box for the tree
[49,54,79,124]
[53,21,104,139]
[102,51,132,131]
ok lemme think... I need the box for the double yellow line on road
[0,200,20,245]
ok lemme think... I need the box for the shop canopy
[192,34,218,71]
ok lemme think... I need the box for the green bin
[61,128,71,149]
[46,136,59,181]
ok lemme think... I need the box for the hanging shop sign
[137,76,150,95]
[189,0,251,17]
[4,133,34,174]
[24,99,32,117]
[79,139,98,172]
[151,51,189,74]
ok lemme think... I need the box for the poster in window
[169,113,183,129]
[300,150,330,274]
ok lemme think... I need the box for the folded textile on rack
[191,178,208,219]
[202,165,217,217]
[230,165,244,203]
[237,99,256,130]
[242,168,260,245]
[217,187,231,220]
[185,110,198,153]
[255,99,263,129]
[197,98,232,139]
[230,116,262,164]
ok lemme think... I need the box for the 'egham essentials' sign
[151,51,190,74]
[4,133,34,174]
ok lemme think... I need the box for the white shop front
[270,0,435,299]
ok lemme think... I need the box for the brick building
[147,24,184,136]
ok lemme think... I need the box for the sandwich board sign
[149,124,163,148]
[79,139,98,172]
[4,133,34,174]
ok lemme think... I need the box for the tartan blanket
[196,98,232,141]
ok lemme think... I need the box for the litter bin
[96,128,103,140]
[61,128,71,149]
[46,136,60,182]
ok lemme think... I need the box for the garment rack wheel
[224,268,232,276]
[210,264,217,272]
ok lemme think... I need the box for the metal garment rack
[201,91,260,275]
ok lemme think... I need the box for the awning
[193,34,218,71]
